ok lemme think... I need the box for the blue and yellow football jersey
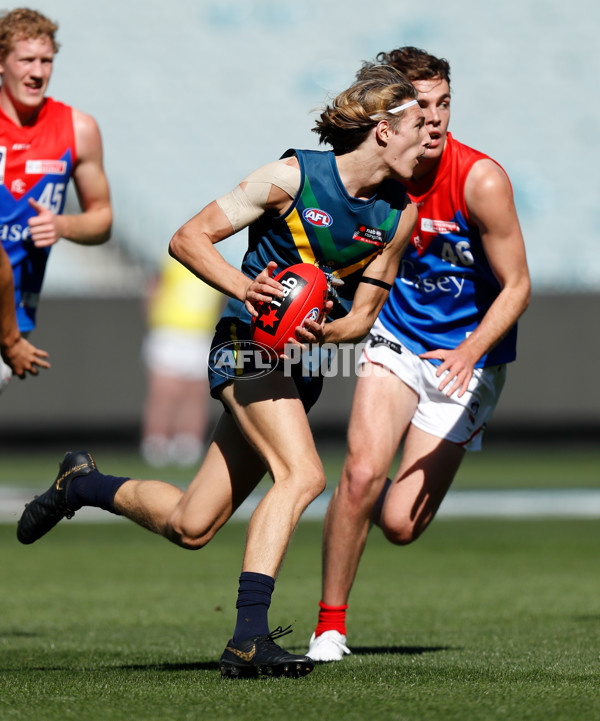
[222,147,407,324]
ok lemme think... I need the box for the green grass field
[1,444,599,720]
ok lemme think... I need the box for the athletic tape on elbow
[216,185,266,232]
[216,161,301,233]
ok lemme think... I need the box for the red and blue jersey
[222,148,406,324]
[0,97,76,331]
[378,133,518,367]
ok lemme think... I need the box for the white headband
[369,98,418,120]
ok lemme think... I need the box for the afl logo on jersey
[302,208,333,227]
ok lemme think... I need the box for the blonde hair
[313,65,417,154]
[0,7,59,61]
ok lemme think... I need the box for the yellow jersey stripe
[286,208,317,264]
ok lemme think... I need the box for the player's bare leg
[220,372,326,577]
[308,366,415,661]
[16,414,266,547]
[379,424,465,544]
[309,366,466,661]
[322,367,416,607]
[116,412,267,546]
[216,372,324,678]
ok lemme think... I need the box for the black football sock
[66,471,129,514]
[232,571,275,644]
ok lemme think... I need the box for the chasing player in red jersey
[307,47,531,662]
[0,8,112,388]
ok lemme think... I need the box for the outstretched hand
[1,336,50,379]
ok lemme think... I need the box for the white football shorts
[142,328,212,381]
[359,323,506,451]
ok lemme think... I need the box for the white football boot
[306,630,351,662]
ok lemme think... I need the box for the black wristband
[359,276,392,291]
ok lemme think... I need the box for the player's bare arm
[169,200,265,311]
[421,160,531,396]
[0,246,49,377]
[28,109,112,248]
[170,159,302,315]
[315,200,417,345]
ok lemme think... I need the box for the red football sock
[314,600,348,637]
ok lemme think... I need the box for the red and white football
[251,263,328,354]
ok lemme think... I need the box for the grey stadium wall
[0,294,598,444]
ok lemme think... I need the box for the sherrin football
[251,263,328,354]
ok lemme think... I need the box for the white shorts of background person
[140,328,214,467]
[359,325,506,451]
[142,327,212,381]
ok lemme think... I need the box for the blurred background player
[140,254,223,467]
[0,241,48,387]
[17,66,430,678]
[0,7,112,385]
[307,47,531,662]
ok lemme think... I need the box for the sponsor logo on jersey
[302,208,333,227]
[399,258,467,299]
[421,218,460,234]
[26,160,67,175]
[352,224,387,247]
[0,223,32,242]
[12,143,31,150]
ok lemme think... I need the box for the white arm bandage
[216,159,301,232]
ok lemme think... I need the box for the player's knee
[381,514,426,546]
[294,464,327,503]
[314,467,328,497]
[170,528,212,550]
[273,464,326,517]
[342,459,385,505]
[166,512,216,550]
[382,522,420,546]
